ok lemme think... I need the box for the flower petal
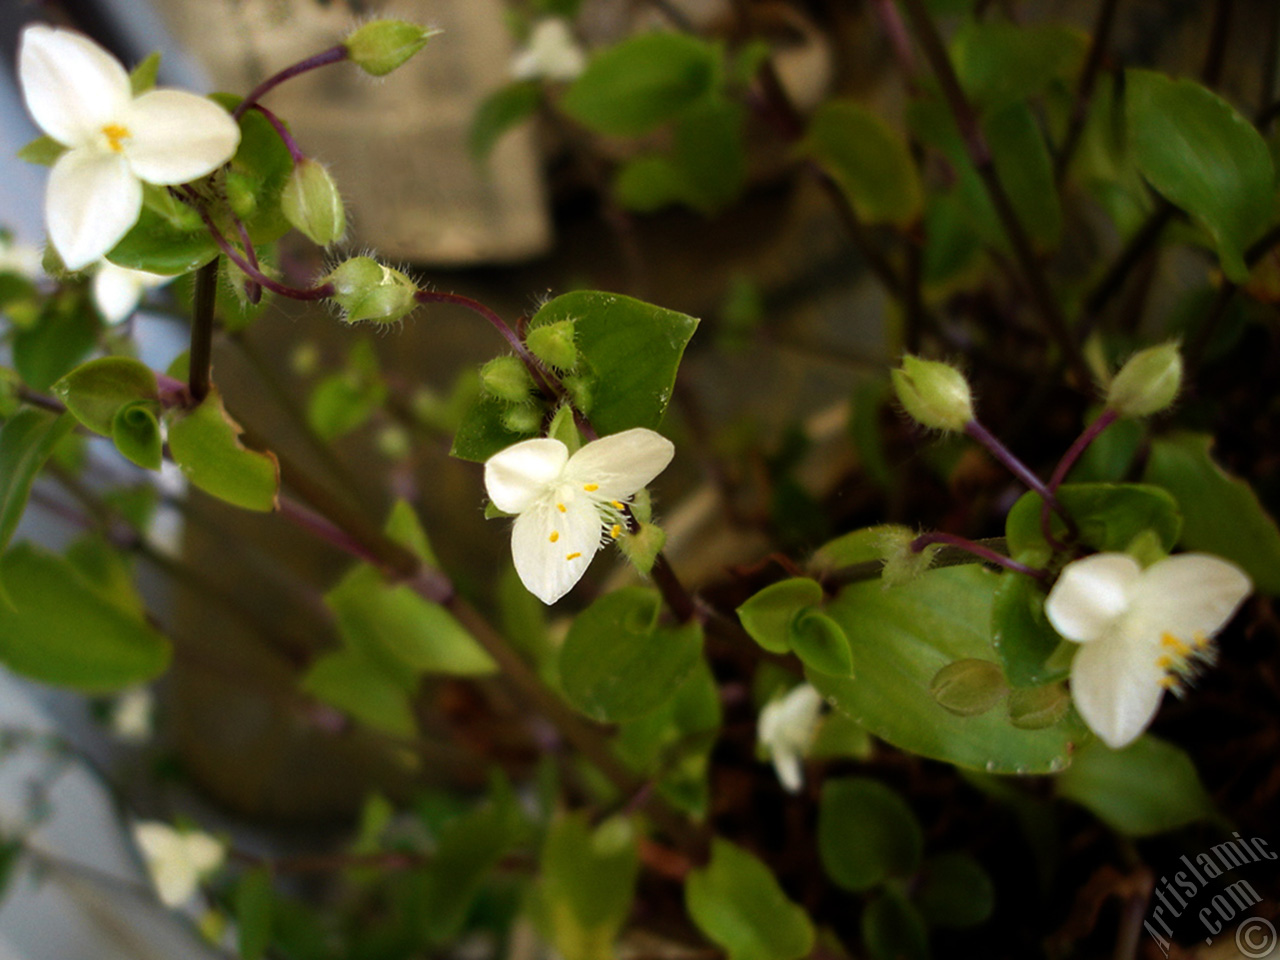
[563,427,675,500]
[1069,627,1166,748]
[123,90,241,184]
[19,26,131,147]
[46,149,141,270]
[181,832,226,875]
[94,262,170,324]
[485,437,569,514]
[1044,552,1142,643]
[1127,553,1252,642]
[510,496,599,604]
[772,749,804,794]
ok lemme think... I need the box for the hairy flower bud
[1106,342,1182,418]
[282,159,346,247]
[526,319,578,371]
[345,20,440,77]
[891,355,974,432]
[326,257,417,325]
[480,356,534,403]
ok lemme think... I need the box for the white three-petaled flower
[1044,552,1251,749]
[93,260,172,324]
[484,427,674,604]
[758,683,824,793]
[510,19,587,82]
[133,821,225,907]
[18,25,240,271]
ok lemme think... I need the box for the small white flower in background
[18,25,240,270]
[758,683,824,793]
[93,260,171,324]
[510,19,586,82]
[1044,552,1251,749]
[0,236,45,280]
[110,685,154,742]
[484,427,674,604]
[133,821,225,907]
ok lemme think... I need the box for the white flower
[510,19,586,82]
[484,427,674,604]
[18,25,240,271]
[0,236,45,280]
[758,683,824,793]
[133,821,225,907]
[110,685,154,742]
[1045,552,1251,749]
[93,260,171,324]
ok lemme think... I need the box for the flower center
[1154,630,1215,694]
[101,123,131,153]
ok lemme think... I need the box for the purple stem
[232,45,349,120]
[911,531,1048,579]
[1037,406,1120,545]
[230,211,263,305]
[196,206,334,301]
[249,103,306,164]
[870,0,918,83]
[965,418,1077,540]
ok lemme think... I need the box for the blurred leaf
[915,852,995,928]
[300,647,416,738]
[16,135,65,166]
[1127,70,1274,282]
[0,543,170,690]
[1143,431,1280,595]
[1005,483,1182,558]
[560,587,703,722]
[561,32,719,137]
[952,21,1087,111]
[537,813,639,960]
[811,566,1082,774]
[736,578,823,654]
[1067,412,1144,483]
[451,393,538,462]
[991,560,1070,688]
[166,388,280,512]
[790,609,853,677]
[0,409,75,557]
[65,534,143,616]
[129,52,161,94]
[471,82,542,164]
[685,838,814,960]
[818,777,923,892]
[106,204,219,275]
[985,102,1061,249]
[13,294,98,391]
[1056,735,1216,836]
[307,340,388,441]
[111,401,163,470]
[235,868,274,960]
[801,100,923,227]
[861,889,929,960]
[54,357,158,436]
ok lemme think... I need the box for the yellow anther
[609,524,621,539]
[1159,675,1179,690]
[611,500,624,510]
[1192,631,1210,648]
[549,531,559,543]
[565,552,582,561]
[557,503,566,513]
[1155,654,1174,670]
[1160,633,1190,655]
[583,483,599,492]
[102,123,130,153]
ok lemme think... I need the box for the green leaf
[1056,735,1216,836]
[991,562,1069,688]
[538,291,699,436]
[914,852,995,928]
[166,388,280,512]
[810,524,911,572]
[470,81,541,164]
[129,52,161,95]
[65,534,144,616]
[615,156,689,213]
[789,609,853,676]
[1143,431,1280,595]
[0,543,170,691]
[13,294,98,391]
[106,204,219,275]
[1005,482,1182,557]
[984,102,1061,249]
[53,357,159,436]
[451,393,538,462]
[235,868,273,960]
[218,93,295,246]
[685,838,814,960]
[561,32,719,137]
[952,21,1087,111]
[111,401,163,470]
[652,99,749,214]
[307,341,388,441]
[1127,70,1274,282]
[861,889,929,960]
[811,566,1082,774]
[16,135,66,167]
[0,410,76,557]
[560,587,703,722]
[801,100,923,227]
[818,777,923,892]
[384,499,440,567]
[328,565,495,678]
[537,813,639,960]
[736,578,823,654]
[300,647,417,738]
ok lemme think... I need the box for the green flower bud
[562,373,592,413]
[618,522,666,575]
[281,159,347,247]
[376,423,411,460]
[930,659,1007,717]
[480,356,534,402]
[326,257,418,325]
[1106,341,1182,418]
[880,527,940,587]
[501,403,542,435]
[345,20,441,77]
[526,319,578,370]
[225,169,258,222]
[890,355,975,432]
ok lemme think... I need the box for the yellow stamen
[565,552,582,561]
[557,503,566,513]
[583,483,599,492]
[1192,631,1210,648]
[549,531,559,543]
[1155,654,1174,670]
[102,123,130,153]
[609,524,621,539]
[611,500,624,510]
[1159,675,1179,689]
[1160,632,1190,655]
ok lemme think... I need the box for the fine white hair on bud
[1106,341,1183,418]
[890,355,975,433]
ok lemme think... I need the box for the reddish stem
[233,45,349,120]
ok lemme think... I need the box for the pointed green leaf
[736,578,823,654]
[984,102,1061,249]
[53,357,159,436]
[300,647,417,738]
[1005,482,1181,557]
[537,813,639,960]
[0,409,76,556]
[166,388,280,512]
[13,295,98,391]
[129,52,161,95]
[789,609,853,676]
[818,777,923,892]
[952,21,1087,111]
[914,852,995,928]
[470,81,541,164]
